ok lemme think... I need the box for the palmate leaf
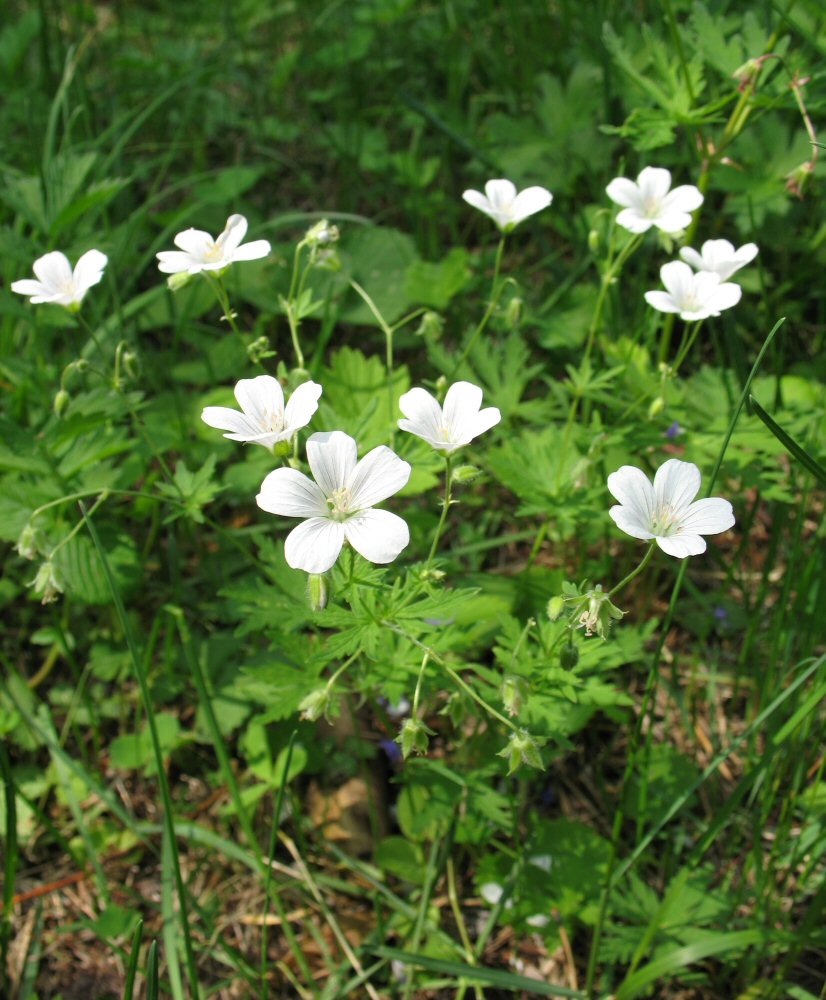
[156,454,222,524]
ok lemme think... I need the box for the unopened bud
[308,574,328,612]
[500,674,530,717]
[451,464,480,485]
[547,596,566,622]
[732,58,761,89]
[298,686,337,722]
[648,396,665,419]
[396,717,435,759]
[16,523,43,561]
[786,161,814,200]
[246,336,276,364]
[496,729,545,774]
[30,559,64,604]
[587,229,601,254]
[559,643,579,669]
[53,389,70,418]
[415,310,443,341]
[166,271,193,292]
[504,296,523,328]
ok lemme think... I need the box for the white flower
[462,179,552,232]
[606,167,703,234]
[156,214,270,275]
[479,883,513,909]
[256,430,411,574]
[11,250,108,309]
[201,376,321,450]
[644,261,742,321]
[607,459,735,558]
[398,381,500,454]
[679,239,758,281]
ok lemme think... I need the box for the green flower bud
[16,523,44,561]
[496,729,545,775]
[30,559,64,604]
[415,310,443,342]
[559,643,579,669]
[308,574,328,612]
[246,336,276,364]
[396,717,435,759]
[167,271,193,292]
[648,396,665,419]
[547,595,566,622]
[504,296,523,329]
[587,229,601,254]
[500,674,530,717]
[298,686,337,723]
[451,464,480,485]
[53,389,70,418]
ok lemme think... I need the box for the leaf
[109,714,183,775]
[156,454,222,524]
[340,226,420,326]
[319,346,409,448]
[748,395,826,486]
[404,248,469,309]
[54,532,141,605]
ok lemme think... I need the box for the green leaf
[341,226,420,326]
[749,395,826,486]
[375,836,426,885]
[156,454,222,524]
[404,248,469,310]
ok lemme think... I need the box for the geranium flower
[462,179,552,232]
[644,261,742,320]
[156,214,270,275]
[11,250,108,309]
[398,381,500,454]
[256,431,411,573]
[201,376,322,450]
[606,167,703,234]
[679,239,758,281]
[607,459,734,558]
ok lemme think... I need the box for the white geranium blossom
[606,167,703,234]
[644,261,742,321]
[256,431,410,574]
[156,214,270,275]
[11,250,108,309]
[398,381,500,454]
[607,459,734,558]
[679,239,759,281]
[462,179,552,232]
[201,376,321,450]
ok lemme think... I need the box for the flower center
[259,408,284,433]
[651,504,679,535]
[642,196,664,219]
[327,486,354,521]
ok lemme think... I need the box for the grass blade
[123,919,144,1000]
[748,394,826,486]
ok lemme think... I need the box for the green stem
[426,454,453,566]
[349,279,396,442]
[670,319,705,373]
[412,652,431,716]
[608,543,656,598]
[450,236,506,378]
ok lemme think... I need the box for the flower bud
[415,310,443,342]
[53,389,70,418]
[547,595,566,621]
[396,717,435,759]
[308,574,328,612]
[648,396,665,419]
[496,729,545,774]
[500,674,530,717]
[305,219,340,247]
[16,523,43,561]
[451,464,480,485]
[587,229,601,254]
[246,336,276,364]
[504,296,523,328]
[786,161,813,200]
[298,686,337,722]
[30,559,64,604]
[166,271,193,292]
[732,58,761,89]
[559,643,579,669]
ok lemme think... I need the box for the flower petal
[644,290,681,314]
[217,214,248,255]
[653,459,700,512]
[235,375,284,426]
[511,186,552,224]
[637,166,672,203]
[33,252,72,289]
[615,208,653,234]
[284,517,345,573]
[347,446,411,509]
[256,468,328,517]
[678,246,703,270]
[72,249,108,295]
[10,278,51,300]
[678,497,735,536]
[230,239,271,262]
[484,179,517,208]
[201,405,261,441]
[344,508,410,564]
[662,183,704,215]
[307,431,358,497]
[605,177,641,208]
[607,466,656,527]
[173,228,214,256]
[284,381,322,434]
[609,505,656,540]
[705,281,742,314]
[398,387,444,444]
[656,533,707,558]
[462,189,492,215]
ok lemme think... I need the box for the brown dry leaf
[306,778,374,856]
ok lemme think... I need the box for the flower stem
[426,454,453,566]
[411,652,431,716]
[349,279,396,443]
[450,235,506,378]
[608,543,657,598]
